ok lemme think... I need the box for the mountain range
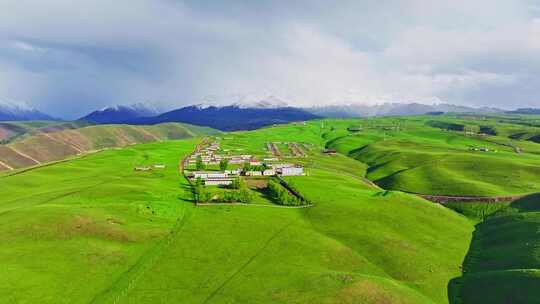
[80,103,159,124]
[87,104,319,131]
[0,102,55,121]
[0,99,526,131]
[305,103,503,117]
[508,108,540,115]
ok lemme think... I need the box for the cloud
[0,0,538,118]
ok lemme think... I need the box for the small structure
[153,164,166,169]
[134,166,152,171]
[229,158,244,164]
[347,126,363,132]
[323,149,337,155]
[279,166,304,176]
[269,163,294,169]
[204,178,234,186]
[263,169,276,176]
[225,169,241,175]
[192,171,229,179]
[245,171,263,176]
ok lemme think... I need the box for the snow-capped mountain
[80,103,160,124]
[0,101,55,121]
[304,103,503,118]
[195,94,290,109]
[233,96,289,109]
[126,103,318,131]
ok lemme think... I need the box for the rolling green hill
[449,194,540,304]
[0,136,473,304]
[2,114,540,303]
[323,116,540,196]
[0,123,219,172]
[0,120,80,143]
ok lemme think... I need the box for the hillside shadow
[448,193,540,304]
[178,182,196,203]
[507,193,540,212]
[252,187,282,205]
[348,145,369,156]
[447,225,480,304]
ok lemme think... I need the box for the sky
[1,0,539,118]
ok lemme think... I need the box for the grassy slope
[0,123,219,171]
[324,117,540,196]
[0,140,198,303]
[120,125,472,304]
[451,194,540,303]
[1,122,475,304]
[0,120,89,142]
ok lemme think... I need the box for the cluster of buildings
[187,141,254,165]
[190,162,305,186]
[186,140,305,186]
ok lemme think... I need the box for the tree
[219,159,229,171]
[230,177,240,189]
[242,162,252,173]
[238,188,254,203]
[196,155,205,171]
[194,177,204,203]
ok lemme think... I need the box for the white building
[279,166,304,176]
[270,163,294,169]
[245,171,262,176]
[204,178,233,186]
[225,169,241,175]
[263,169,276,176]
[192,171,228,179]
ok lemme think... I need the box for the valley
[2,114,540,303]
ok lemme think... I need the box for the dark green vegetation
[267,179,308,206]
[2,114,540,303]
[449,194,540,304]
[194,177,254,204]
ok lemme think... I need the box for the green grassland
[2,114,540,303]
[321,116,540,196]
[0,140,199,303]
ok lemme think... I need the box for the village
[185,140,306,186]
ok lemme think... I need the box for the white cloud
[0,0,538,117]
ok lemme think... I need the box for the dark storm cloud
[0,0,539,118]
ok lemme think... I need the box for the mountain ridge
[0,102,55,121]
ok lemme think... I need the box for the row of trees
[243,162,268,173]
[193,177,253,204]
[195,156,230,171]
[267,179,307,206]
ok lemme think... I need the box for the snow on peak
[0,100,35,112]
[234,95,289,109]
[98,102,159,115]
[195,94,290,109]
